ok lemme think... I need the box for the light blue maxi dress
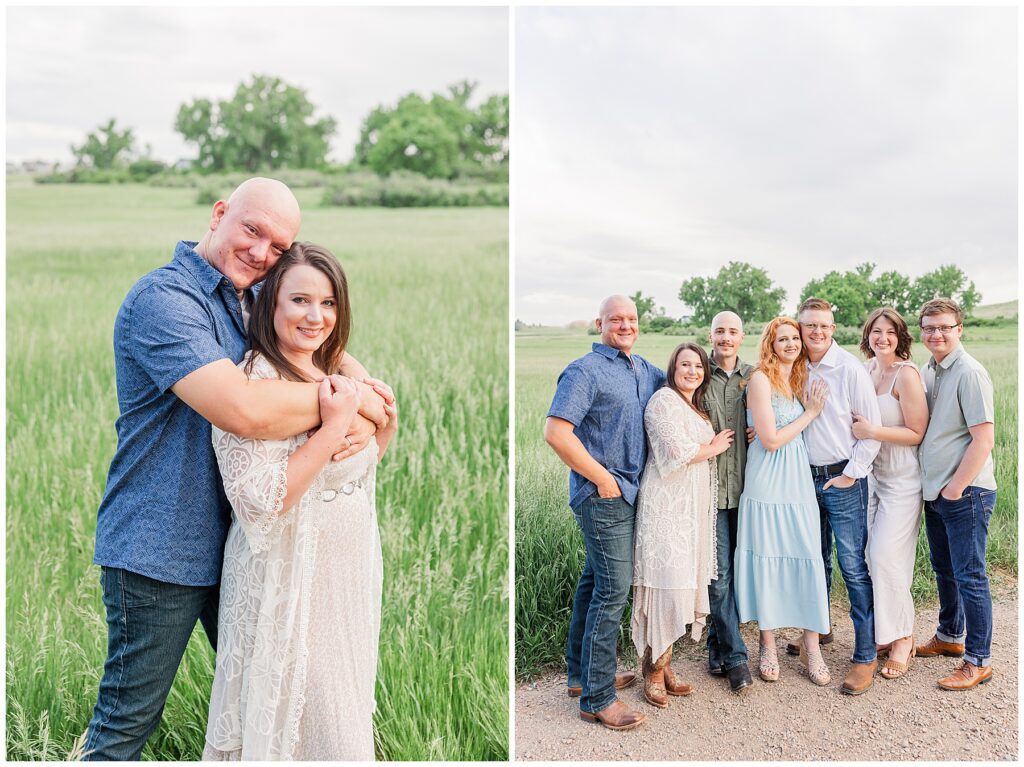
[734,391,830,633]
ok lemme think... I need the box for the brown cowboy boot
[661,646,693,696]
[642,647,668,708]
[579,699,647,730]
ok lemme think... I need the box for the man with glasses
[544,295,665,731]
[787,297,881,695]
[915,298,997,690]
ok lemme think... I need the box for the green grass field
[6,179,509,760]
[515,326,1017,679]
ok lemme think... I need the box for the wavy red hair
[757,317,808,398]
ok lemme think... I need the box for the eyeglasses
[919,324,961,336]
[799,323,834,332]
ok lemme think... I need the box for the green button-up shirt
[705,354,754,509]
[920,344,996,501]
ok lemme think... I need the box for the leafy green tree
[364,94,460,179]
[355,81,508,179]
[799,263,875,326]
[910,265,981,316]
[71,118,136,169]
[175,75,336,172]
[870,270,915,317]
[629,290,657,323]
[679,262,785,325]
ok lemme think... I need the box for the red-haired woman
[734,318,832,686]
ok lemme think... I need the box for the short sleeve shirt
[93,241,251,586]
[920,344,996,501]
[548,343,666,510]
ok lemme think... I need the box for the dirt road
[515,593,1017,761]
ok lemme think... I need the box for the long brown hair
[245,242,351,382]
[665,343,712,422]
[757,317,808,398]
[860,307,913,360]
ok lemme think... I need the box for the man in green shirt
[703,311,754,691]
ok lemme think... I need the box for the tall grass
[515,329,1017,679]
[6,181,509,760]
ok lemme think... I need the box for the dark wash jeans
[924,486,996,667]
[706,507,748,671]
[815,474,876,664]
[83,567,219,761]
[566,494,634,714]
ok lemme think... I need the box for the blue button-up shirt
[548,342,665,511]
[93,241,250,586]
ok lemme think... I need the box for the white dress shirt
[803,342,882,479]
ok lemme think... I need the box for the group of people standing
[546,293,996,731]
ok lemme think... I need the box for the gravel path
[515,592,1017,761]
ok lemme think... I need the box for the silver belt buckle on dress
[322,479,362,503]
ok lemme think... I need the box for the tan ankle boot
[642,647,668,708]
[661,646,693,696]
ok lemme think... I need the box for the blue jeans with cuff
[924,486,996,667]
[706,507,748,671]
[82,567,219,761]
[566,494,635,714]
[815,473,876,664]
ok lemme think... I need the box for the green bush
[323,170,507,208]
[195,186,225,206]
[127,159,167,181]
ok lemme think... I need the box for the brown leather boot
[937,661,992,690]
[916,635,965,658]
[661,647,693,696]
[642,647,668,708]
[841,660,878,695]
[579,698,646,730]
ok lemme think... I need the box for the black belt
[810,460,848,479]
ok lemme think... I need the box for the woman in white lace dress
[632,343,734,708]
[203,243,398,761]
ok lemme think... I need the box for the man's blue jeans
[706,507,747,671]
[82,567,219,761]
[923,486,996,667]
[566,494,634,714]
[815,474,876,664]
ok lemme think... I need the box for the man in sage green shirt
[702,311,754,692]
[915,298,997,691]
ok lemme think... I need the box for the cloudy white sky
[7,6,508,165]
[515,6,1017,325]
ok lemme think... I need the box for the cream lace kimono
[203,353,382,761]
[631,387,718,658]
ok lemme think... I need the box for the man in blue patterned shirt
[83,178,388,760]
[545,295,665,731]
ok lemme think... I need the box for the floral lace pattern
[203,353,381,761]
[631,388,719,658]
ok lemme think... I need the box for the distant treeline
[33,75,508,208]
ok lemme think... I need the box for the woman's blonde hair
[757,317,808,397]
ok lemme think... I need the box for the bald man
[703,311,755,691]
[83,179,387,760]
[544,295,666,731]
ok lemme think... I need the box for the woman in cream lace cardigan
[631,343,733,708]
[203,243,397,760]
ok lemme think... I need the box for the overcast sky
[7,6,507,165]
[515,6,1017,325]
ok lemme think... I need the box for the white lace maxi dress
[631,388,718,659]
[203,353,382,761]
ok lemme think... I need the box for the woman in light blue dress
[734,317,832,686]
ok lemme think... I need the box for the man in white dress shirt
[790,297,882,695]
